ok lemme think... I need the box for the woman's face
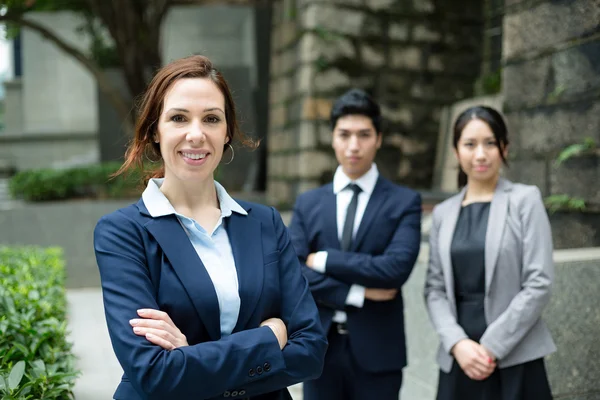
[455,118,506,185]
[156,77,229,185]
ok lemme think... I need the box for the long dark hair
[453,106,510,188]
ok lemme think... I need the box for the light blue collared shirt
[142,178,247,337]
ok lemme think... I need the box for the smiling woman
[93,55,327,400]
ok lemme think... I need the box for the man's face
[332,114,382,180]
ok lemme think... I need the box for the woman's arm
[424,207,469,353]
[233,207,328,397]
[95,211,288,400]
[480,186,554,360]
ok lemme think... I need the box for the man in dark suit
[289,89,422,400]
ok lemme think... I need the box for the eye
[360,132,371,138]
[171,114,186,123]
[463,142,474,147]
[204,115,221,124]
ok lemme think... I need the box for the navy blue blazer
[289,176,421,373]
[93,198,327,400]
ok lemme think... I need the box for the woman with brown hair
[93,55,327,400]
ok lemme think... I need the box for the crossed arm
[94,209,326,399]
[289,193,422,307]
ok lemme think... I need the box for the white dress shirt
[312,163,380,323]
[142,178,247,337]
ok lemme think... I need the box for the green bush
[0,247,78,399]
[9,162,144,202]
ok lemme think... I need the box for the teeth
[182,152,206,160]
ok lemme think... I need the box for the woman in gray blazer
[424,106,556,400]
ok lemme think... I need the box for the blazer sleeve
[94,210,325,400]
[234,207,328,398]
[322,192,422,289]
[424,206,469,353]
[480,186,554,360]
[288,197,353,310]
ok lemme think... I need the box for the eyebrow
[337,129,373,133]
[165,107,225,114]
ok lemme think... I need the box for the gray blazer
[424,178,556,372]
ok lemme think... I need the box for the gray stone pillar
[267,0,485,206]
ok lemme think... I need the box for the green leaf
[8,361,25,390]
[554,138,597,167]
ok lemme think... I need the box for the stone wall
[267,0,485,206]
[502,0,600,246]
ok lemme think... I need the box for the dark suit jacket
[288,176,422,373]
[93,199,327,400]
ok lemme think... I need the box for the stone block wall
[267,0,485,206]
[502,0,600,210]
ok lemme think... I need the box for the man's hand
[451,339,496,380]
[305,253,316,269]
[130,309,189,350]
[364,288,398,301]
[260,317,288,350]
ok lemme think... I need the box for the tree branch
[0,12,134,132]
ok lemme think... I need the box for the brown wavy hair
[115,55,256,183]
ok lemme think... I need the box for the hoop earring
[222,143,235,165]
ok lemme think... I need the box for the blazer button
[248,368,255,377]
[256,366,263,375]
[223,391,231,397]
[239,390,246,396]
[263,362,271,372]
[231,391,238,397]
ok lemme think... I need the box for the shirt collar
[332,163,379,195]
[142,178,248,219]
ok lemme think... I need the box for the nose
[348,135,360,151]
[475,144,486,159]
[186,120,206,143]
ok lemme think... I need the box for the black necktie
[341,184,362,251]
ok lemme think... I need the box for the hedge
[0,247,78,399]
[8,162,144,202]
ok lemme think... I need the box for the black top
[450,202,491,341]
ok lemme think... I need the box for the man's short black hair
[329,89,382,133]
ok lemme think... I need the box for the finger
[130,318,177,334]
[144,332,176,350]
[133,326,177,343]
[137,309,174,325]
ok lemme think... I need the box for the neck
[343,165,371,181]
[160,176,219,213]
[465,176,499,202]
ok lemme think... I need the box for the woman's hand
[451,339,496,380]
[130,309,189,350]
[260,317,288,350]
[365,288,398,301]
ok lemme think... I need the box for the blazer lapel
[145,216,222,341]
[438,188,466,311]
[228,211,264,333]
[352,178,388,251]
[485,178,510,292]
[321,185,341,249]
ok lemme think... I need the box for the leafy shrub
[9,162,144,202]
[0,247,78,399]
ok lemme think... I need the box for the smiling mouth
[180,151,208,160]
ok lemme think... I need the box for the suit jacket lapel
[322,185,340,249]
[438,188,466,311]
[228,211,264,333]
[352,178,388,251]
[485,178,510,292]
[145,215,222,341]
